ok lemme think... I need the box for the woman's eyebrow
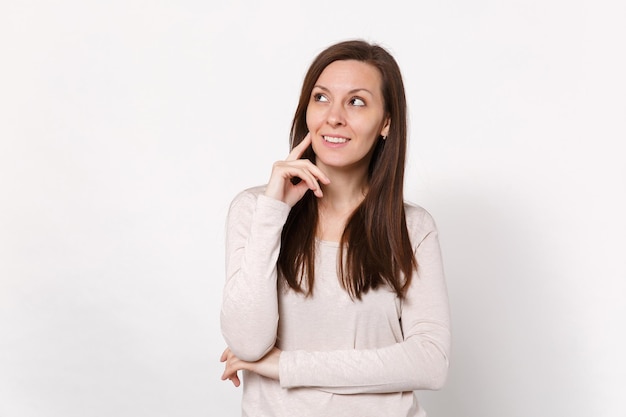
[313,85,374,96]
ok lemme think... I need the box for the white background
[1,1,625,416]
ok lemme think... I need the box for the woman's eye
[314,93,329,102]
[350,97,365,106]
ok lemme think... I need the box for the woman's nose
[326,103,346,127]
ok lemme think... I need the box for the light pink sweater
[221,186,451,417]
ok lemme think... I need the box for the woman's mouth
[323,136,349,144]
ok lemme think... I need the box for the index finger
[220,348,230,362]
[286,132,311,161]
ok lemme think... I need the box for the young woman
[220,39,450,417]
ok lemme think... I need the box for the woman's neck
[317,160,369,207]
[316,168,369,242]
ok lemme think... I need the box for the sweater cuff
[278,350,296,388]
[255,194,291,222]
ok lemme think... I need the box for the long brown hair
[278,39,416,299]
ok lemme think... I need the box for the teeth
[323,136,348,144]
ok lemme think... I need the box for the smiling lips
[323,135,349,144]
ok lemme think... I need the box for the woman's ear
[380,117,391,138]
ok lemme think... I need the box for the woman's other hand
[220,347,282,387]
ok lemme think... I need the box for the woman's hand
[220,347,282,387]
[264,133,330,207]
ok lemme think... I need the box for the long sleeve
[220,187,291,362]
[278,207,451,394]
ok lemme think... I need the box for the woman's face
[306,60,390,175]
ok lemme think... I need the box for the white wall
[1,1,624,416]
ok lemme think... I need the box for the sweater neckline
[315,237,340,248]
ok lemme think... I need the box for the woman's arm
[220,189,290,362]
[220,135,329,363]
[279,210,451,394]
